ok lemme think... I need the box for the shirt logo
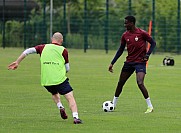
[135,36,138,41]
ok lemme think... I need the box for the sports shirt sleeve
[146,38,156,55]
[22,47,37,56]
[62,48,69,64]
[34,44,46,55]
[62,48,70,72]
[142,31,156,55]
[111,35,126,65]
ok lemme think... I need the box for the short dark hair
[125,16,136,25]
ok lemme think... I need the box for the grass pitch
[1,48,181,133]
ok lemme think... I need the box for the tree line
[1,0,180,53]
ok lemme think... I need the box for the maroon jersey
[121,28,152,63]
[34,43,69,63]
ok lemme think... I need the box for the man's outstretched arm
[8,48,36,70]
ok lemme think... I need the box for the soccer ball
[102,101,114,112]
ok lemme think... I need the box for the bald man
[8,32,82,124]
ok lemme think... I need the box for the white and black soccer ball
[102,101,114,112]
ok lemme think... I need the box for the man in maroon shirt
[108,16,156,113]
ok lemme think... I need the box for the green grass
[1,48,181,133]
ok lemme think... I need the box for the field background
[1,48,181,133]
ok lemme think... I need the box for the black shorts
[44,78,73,95]
[122,62,146,74]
